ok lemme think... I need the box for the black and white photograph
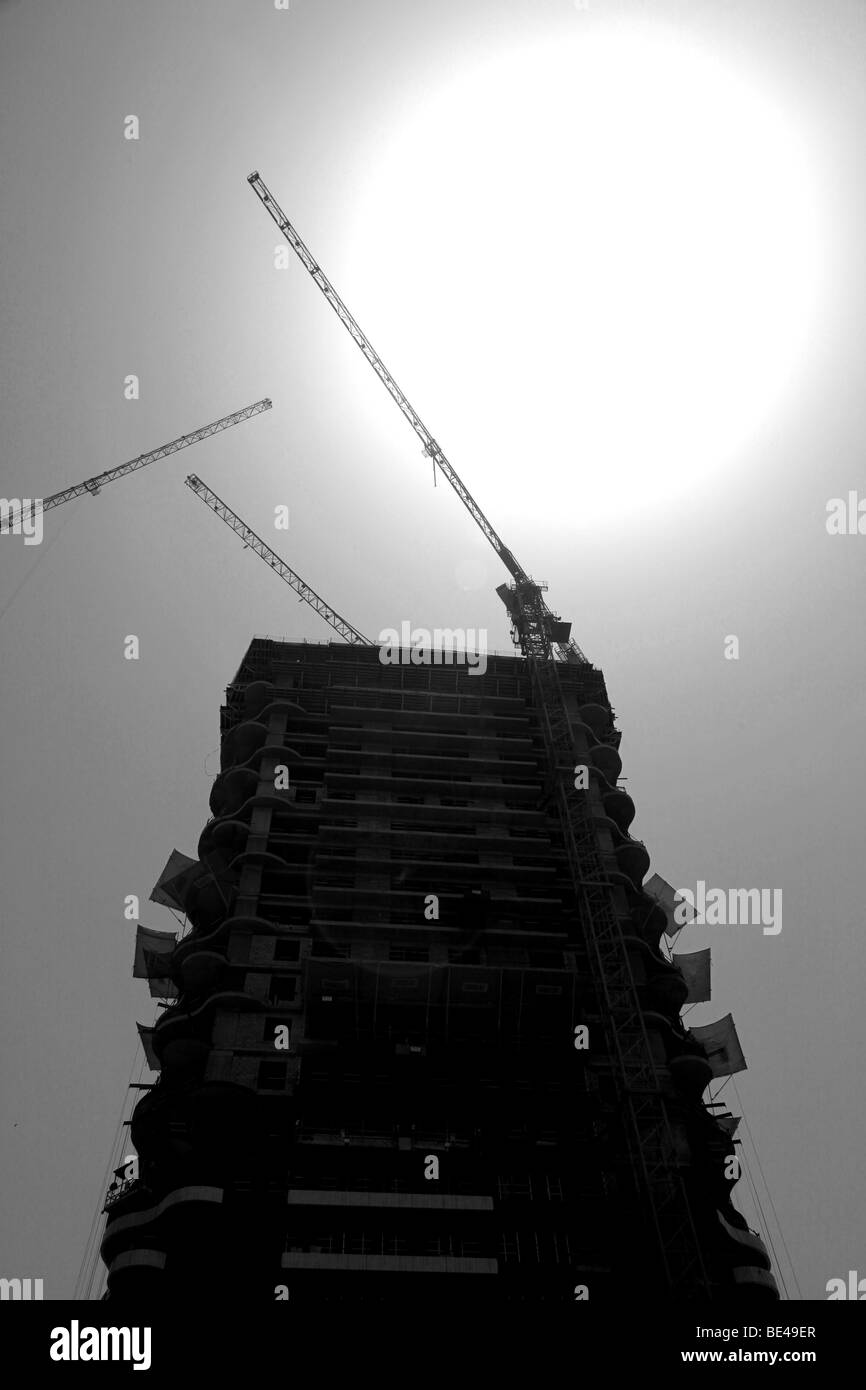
[1,0,863,1367]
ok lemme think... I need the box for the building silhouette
[101,637,778,1303]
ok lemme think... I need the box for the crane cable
[736,1120,790,1300]
[0,504,77,625]
[73,1031,152,1300]
[704,1075,790,1298]
[731,1075,803,1301]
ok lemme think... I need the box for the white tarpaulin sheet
[690,1014,747,1078]
[643,872,695,940]
[149,850,200,909]
[136,1023,161,1071]
[674,948,712,1004]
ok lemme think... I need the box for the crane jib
[17,400,272,522]
[247,173,533,591]
[184,474,370,647]
[248,174,587,663]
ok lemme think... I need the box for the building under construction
[97,172,779,1303]
[101,637,778,1303]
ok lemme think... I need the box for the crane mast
[247,171,709,1295]
[184,474,370,646]
[15,399,272,522]
[246,171,585,666]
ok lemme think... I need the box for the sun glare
[346,22,827,528]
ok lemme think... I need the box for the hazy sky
[1,0,864,1300]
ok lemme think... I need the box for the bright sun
[345,20,828,529]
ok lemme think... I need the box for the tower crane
[7,399,272,527]
[246,172,583,667]
[247,171,710,1295]
[184,474,370,646]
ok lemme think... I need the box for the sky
[1,0,864,1301]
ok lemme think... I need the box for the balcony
[717,1210,774,1270]
[101,1186,225,1267]
[102,1176,149,1214]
